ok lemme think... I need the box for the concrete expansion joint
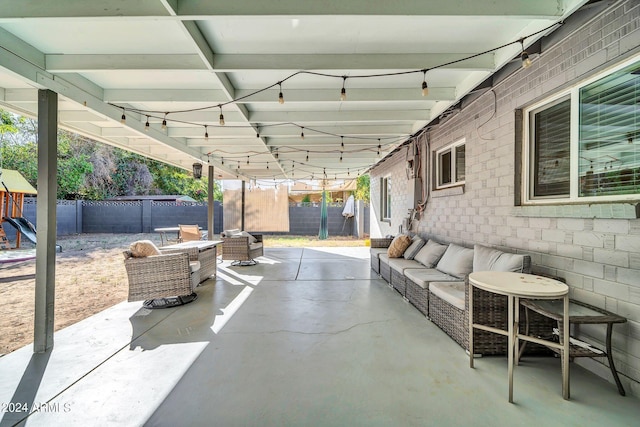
[234,319,392,336]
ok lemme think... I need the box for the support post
[241,180,246,231]
[34,89,57,353]
[207,165,214,240]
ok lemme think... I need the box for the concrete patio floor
[0,247,637,426]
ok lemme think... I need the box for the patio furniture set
[124,226,263,308]
[370,235,627,398]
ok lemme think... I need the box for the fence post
[142,199,152,233]
[355,200,364,237]
[75,200,83,233]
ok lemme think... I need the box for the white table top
[469,271,568,298]
[162,240,222,250]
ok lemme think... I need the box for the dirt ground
[0,233,365,356]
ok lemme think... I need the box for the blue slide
[3,217,62,252]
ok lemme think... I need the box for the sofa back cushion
[129,240,161,258]
[403,235,426,260]
[413,240,447,267]
[473,244,530,273]
[387,234,412,258]
[436,244,474,279]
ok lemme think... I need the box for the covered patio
[1,247,638,426]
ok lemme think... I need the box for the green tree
[356,174,370,202]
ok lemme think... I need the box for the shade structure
[318,191,328,240]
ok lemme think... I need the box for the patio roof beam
[103,87,457,103]
[0,0,565,19]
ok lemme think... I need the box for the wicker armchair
[221,232,263,266]
[124,250,200,308]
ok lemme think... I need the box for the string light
[341,136,344,149]
[120,108,126,124]
[301,127,305,139]
[144,116,150,132]
[219,106,225,125]
[204,125,209,141]
[256,128,260,138]
[247,156,250,165]
[278,82,284,104]
[421,69,429,96]
[161,113,167,130]
[520,39,532,69]
[340,76,347,101]
[275,148,279,159]
[221,157,224,165]
[306,151,309,162]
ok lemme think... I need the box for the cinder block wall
[370,0,640,395]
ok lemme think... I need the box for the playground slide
[3,217,62,252]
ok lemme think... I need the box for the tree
[356,174,370,202]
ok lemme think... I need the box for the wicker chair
[124,250,200,308]
[221,232,263,266]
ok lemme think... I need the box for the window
[380,177,391,220]
[524,55,640,203]
[435,139,465,189]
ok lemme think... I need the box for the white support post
[34,89,57,353]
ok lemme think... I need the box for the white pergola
[0,0,590,350]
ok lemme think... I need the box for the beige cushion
[237,230,257,244]
[388,258,422,273]
[222,228,241,237]
[436,244,474,279]
[129,240,161,258]
[414,240,448,267]
[405,268,460,289]
[430,282,466,310]
[403,236,426,260]
[179,224,201,242]
[387,234,412,258]
[473,244,528,273]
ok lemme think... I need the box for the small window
[380,177,391,220]
[435,139,465,189]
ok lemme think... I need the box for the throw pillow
[403,235,426,260]
[129,240,161,258]
[387,234,412,258]
[414,240,448,267]
[436,243,474,279]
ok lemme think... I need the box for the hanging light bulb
[256,128,260,138]
[278,82,284,104]
[421,69,429,96]
[204,125,209,141]
[301,127,305,139]
[266,162,269,170]
[340,153,343,163]
[120,109,126,124]
[247,156,250,165]
[275,148,279,159]
[144,116,150,132]
[221,157,225,165]
[341,136,344,149]
[520,40,532,69]
[340,76,347,101]
[219,106,225,125]
[161,113,167,130]
[377,144,381,157]
[347,168,350,176]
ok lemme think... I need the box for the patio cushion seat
[369,247,388,274]
[429,281,465,310]
[388,258,422,273]
[404,268,461,289]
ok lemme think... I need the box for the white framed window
[434,139,465,189]
[523,55,640,204]
[380,177,391,220]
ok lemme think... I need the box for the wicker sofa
[371,237,553,355]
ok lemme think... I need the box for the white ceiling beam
[212,53,495,71]
[176,0,565,18]
[43,53,494,73]
[104,89,228,103]
[258,125,411,137]
[249,110,429,123]
[59,110,108,122]
[0,0,170,19]
[46,54,208,72]
[235,88,456,103]
[266,138,392,147]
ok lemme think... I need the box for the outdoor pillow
[129,240,161,258]
[473,244,528,273]
[413,240,447,267]
[403,235,426,260]
[436,243,474,279]
[235,230,257,244]
[387,234,412,258]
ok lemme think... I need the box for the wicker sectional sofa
[370,236,553,355]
